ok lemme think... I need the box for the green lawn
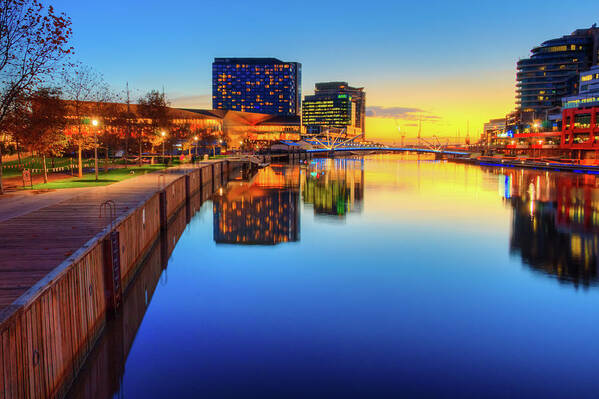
[27,165,167,190]
[2,156,81,178]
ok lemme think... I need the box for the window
[574,114,591,129]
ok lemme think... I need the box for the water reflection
[66,156,599,398]
[66,192,196,399]
[491,167,599,287]
[302,158,364,218]
[213,164,300,245]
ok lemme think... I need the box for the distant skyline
[51,0,599,142]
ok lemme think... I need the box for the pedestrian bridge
[305,146,470,156]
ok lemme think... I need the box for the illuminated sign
[563,96,599,109]
[497,131,514,138]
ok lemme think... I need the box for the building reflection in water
[213,164,300,245]
[302,158,364,218]
[490,166,599,287]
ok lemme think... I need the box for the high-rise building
[516,25,599,121]
[212,58,301,116]
[302,82,366,137]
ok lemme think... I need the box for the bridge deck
[305,146,470,156]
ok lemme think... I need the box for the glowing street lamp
[92,119,99,181]
[194,136,199,157]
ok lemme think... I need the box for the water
[68,155,599,398]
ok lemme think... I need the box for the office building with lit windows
[212,58,301,116]
[516,25,599,121]
[561,66,599,150]
[302,82,366,137]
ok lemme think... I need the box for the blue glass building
[516,25,599,120]
[212,58,301,116]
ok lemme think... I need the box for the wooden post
[159,190,167,231]
[184,175,190,202]
[199,165,204,192]
[185,174,191,223]
[221,161,225,186]
[102,231,122,315]
[211,163,215,193]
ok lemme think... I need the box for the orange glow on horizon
[363,69,515,143]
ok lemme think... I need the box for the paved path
[0,188,96,223]
[0,162,219,312]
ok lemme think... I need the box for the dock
[0,159,243,398]
[452,156,599,174]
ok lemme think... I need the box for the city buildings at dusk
[6,1,599,397]
[212,57,302,116]
[516,25,599,122]
[302,82,366,138]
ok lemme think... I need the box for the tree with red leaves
[0,0,73,193]
[13,87,67,183]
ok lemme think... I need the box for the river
[67,155,599,398]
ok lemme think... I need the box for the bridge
[305,146,470,156]
[297,130,471,157]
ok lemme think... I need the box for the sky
[51,0,599,143]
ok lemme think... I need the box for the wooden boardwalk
[0,162,216,314]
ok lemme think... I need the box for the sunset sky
[52,0,599,142]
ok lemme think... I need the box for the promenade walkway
[0,162,218,313]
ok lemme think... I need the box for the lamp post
[161,131,166,167]
[194,136,199,158]
[92,119,99,181]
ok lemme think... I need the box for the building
[562,65,599,110]
[302,82,366,138]
[516,25,599,121]
[212,57,301,116]
[560,65,599,150]
[182,109,301,149]
[483,118,507,146]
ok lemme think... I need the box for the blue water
[68,156,599,398]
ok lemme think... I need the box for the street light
[161,131,166,167]
[92,119,99,181]
[194,136,199,158]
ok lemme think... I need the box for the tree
[61,64,107,177]
[0,0,73,193]
[90,86,119,175]
[14,87,67,183]
[138,90,171,165]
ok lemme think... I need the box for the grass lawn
[2,156,80,178]
[27,165,168,190]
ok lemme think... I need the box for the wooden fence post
[159,190,167,231]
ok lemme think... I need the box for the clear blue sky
[51,0,599,138]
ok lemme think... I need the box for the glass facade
[302,94,352,129]
[302,82,366,136]
[212,58,301,116]
[516,26,599,118]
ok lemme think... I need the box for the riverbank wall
[0,160,242,398]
